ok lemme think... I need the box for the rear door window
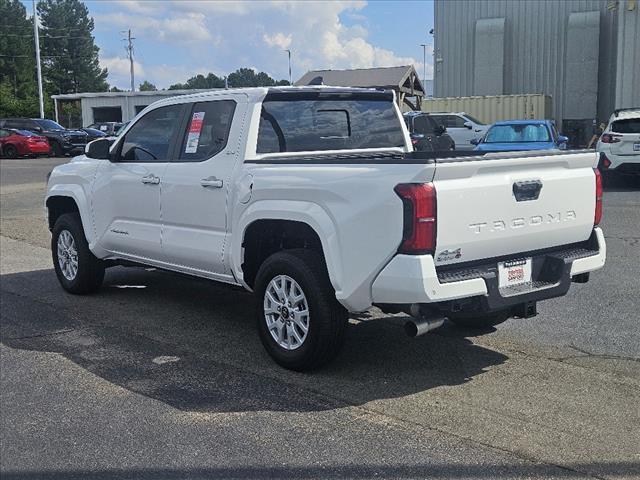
[257,97,405,153]
[178,100,236,162]
[119,105,184,162]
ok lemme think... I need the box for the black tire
[50,141,64,157]
[51,213,105,294]
[3,144,18,158]
[254,249,348,371]
[448,310,511,329]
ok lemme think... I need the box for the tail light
[600,133,621,143]
[594,168,603,226]
[394,183,437,254]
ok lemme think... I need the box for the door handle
[141,174,160,185]
[201,176,223,188]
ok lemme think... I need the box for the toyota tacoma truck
[45,87,606,371]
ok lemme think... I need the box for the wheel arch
[233,200,343,297]
[45,187,95,245]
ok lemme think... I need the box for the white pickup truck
[46,87,606,370]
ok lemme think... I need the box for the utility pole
[420,43,427,89]
[32,0,44,118]
[122,29,135,91]
[284,49,292,85]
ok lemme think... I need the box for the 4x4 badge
[437,248,462,262]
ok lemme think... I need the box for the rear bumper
[372,228,606,310]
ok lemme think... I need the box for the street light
[284,49,292,85]
[420,43,427,88]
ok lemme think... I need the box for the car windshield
[34,119,65,131]
[484,124,551,143]
[16,129,37,136]
[114,122,129,136]
[464,114,484,125]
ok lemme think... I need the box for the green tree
[0,0,37,116]
[169,72,225,90]
[37,0,108,94]
[227,68,285,87]
[139,80,157,91]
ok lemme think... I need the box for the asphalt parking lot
[1,157,639,480]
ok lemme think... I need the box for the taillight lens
[594,168,603,226]
[394,183,437,254]
[600,133,621,143]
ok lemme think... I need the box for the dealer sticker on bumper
[498,258,532,288]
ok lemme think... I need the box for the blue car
[472,120,569,152]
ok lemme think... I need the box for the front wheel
[254,249,348,371]
[52,213,105,294]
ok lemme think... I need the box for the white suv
[596,108,640,175]
[427,112,488,150]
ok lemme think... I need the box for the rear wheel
[52,213,105,294]
[448,311,511,329]
[254,249,348,371]
[3,144,18,158]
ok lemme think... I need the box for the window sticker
[185,111,205,153]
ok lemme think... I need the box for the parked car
[473,120,568,152]
[87,122,124,136]
[0,118,88,156]
[403,112,455,151]
[596,108,640,175]
[0,128,50,158]
[80,127,108,142]
[427,112,488,150]
[46,86,605,371]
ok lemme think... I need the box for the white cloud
[101,56,145,78]
[263,32,292,50]
[94,1,430,87]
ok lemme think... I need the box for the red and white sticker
[185,112,205,153]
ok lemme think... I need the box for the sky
[24,0,435,90]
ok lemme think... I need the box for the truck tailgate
[432,150,597,266]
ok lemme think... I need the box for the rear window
[485,124,551,143]
[257,97,405,153]
[611,119,640,134]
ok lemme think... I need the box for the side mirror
[470,138,481,146]
[85,138,113,160]
[463,121,473,130]
[32,126,43,132]
[558,135,569,144]
[435,125,446,136]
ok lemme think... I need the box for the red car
[0,128,51,158]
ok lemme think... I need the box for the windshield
[484,123,551,143]
[34,119,65,131]
[16,129,37,136]
[464,114,484,125]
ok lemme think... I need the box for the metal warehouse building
[51,89,211,128]
[433,0,639,144]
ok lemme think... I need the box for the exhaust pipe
[404,305,446,337]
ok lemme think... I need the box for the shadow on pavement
[1,266,507,414]
[602,171,640,191]
[2,461,639,480]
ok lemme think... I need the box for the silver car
[427,112,488,150]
